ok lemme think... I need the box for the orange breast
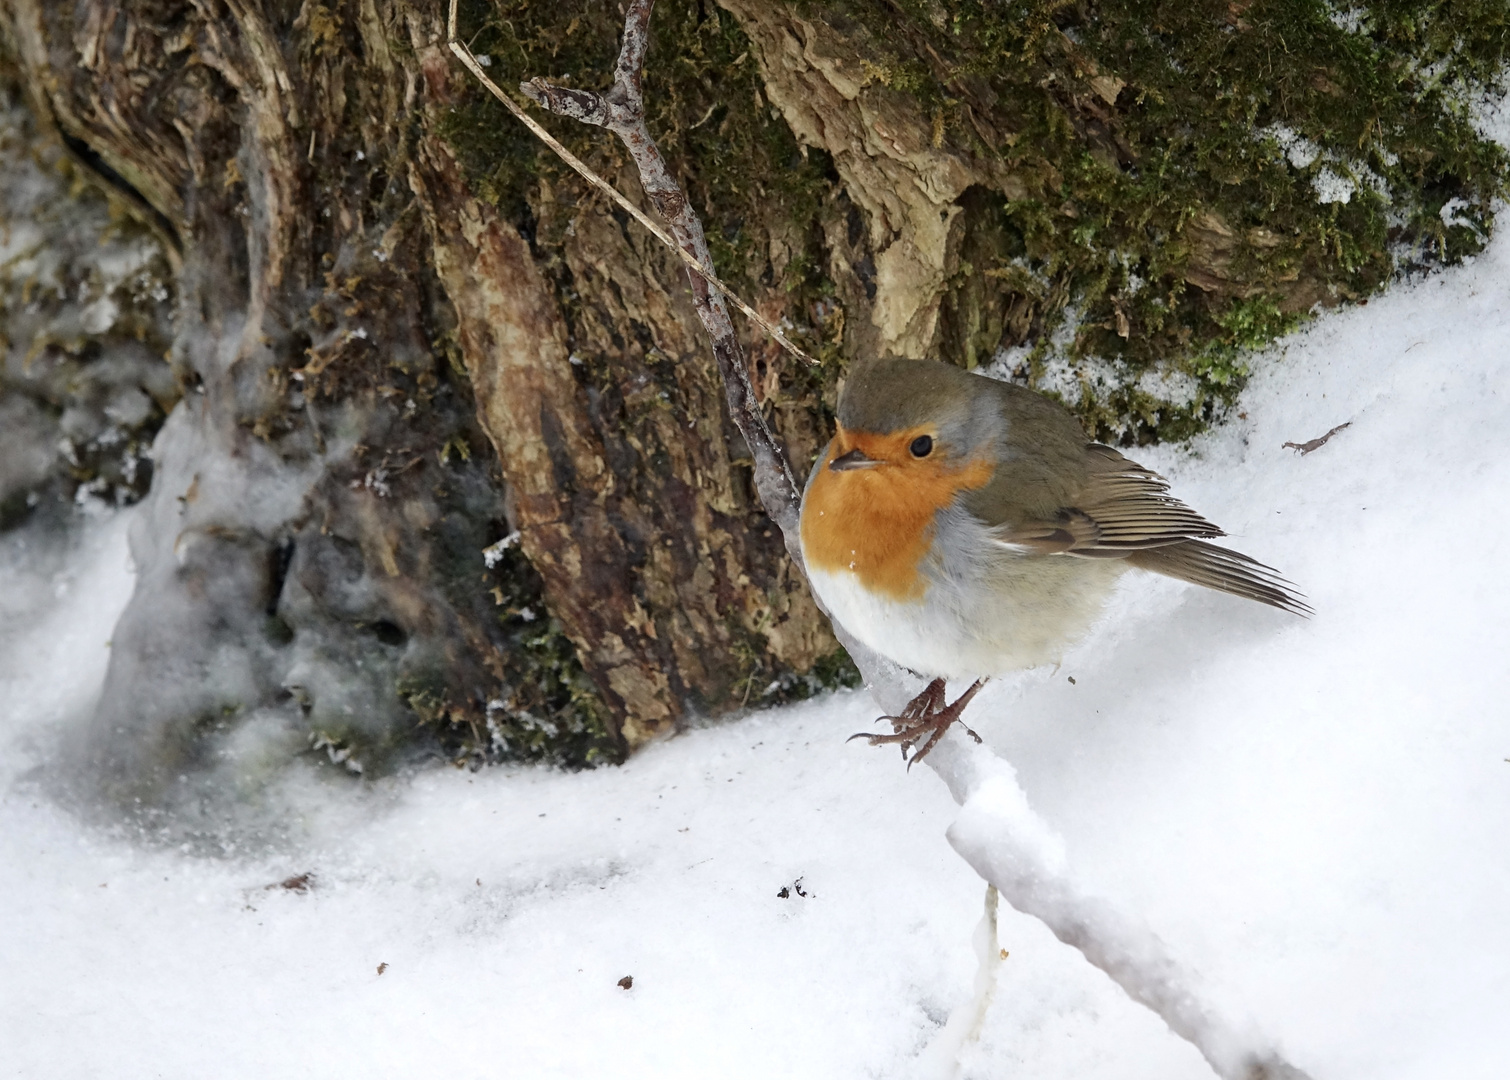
[801,426,995,601]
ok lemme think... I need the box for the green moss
[808,645,865,692]
[798,0,1509,439]
[442,0,837,294]
[732,643,864,709]
[446,0,1507,446]
[467,541,622,768]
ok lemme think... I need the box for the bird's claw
[849,678,986,768]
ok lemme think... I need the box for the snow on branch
[446,3,1314,1077]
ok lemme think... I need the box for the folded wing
[988,444,1309,615]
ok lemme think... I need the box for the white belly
[805,525,1125,680]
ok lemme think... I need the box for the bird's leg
[902,679,986,766]
[848,678,986,768]
[900,677,947,722]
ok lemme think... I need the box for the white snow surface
[5,238,1510,1078]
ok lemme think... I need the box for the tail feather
[1124,539,1311,616]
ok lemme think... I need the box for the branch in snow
[448,4,1315,1078]
[1283,421,1352,455]
[927,736,1314,1080]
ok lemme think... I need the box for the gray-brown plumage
[839,356,1310,617]
[805,356,1308,762]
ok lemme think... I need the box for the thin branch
[449,0,803,542]
[443,0,818,373]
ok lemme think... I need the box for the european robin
[799,357,1308,764]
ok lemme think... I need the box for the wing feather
[983,444,1310,614]
[1126,540,1312,616]
[993,444,1224,553]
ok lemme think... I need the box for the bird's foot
[848,677,986,768]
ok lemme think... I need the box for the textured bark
[717,0,1030,360]
[413,37,835,744]
[410,118,680,740]
[1,1,615,808]
[3,0,1496,802]
[540,174,834,703]
[0,0,843,803]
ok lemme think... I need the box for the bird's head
[801,357,1000,592]
[825,356,1000,475]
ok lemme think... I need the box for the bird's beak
[829,448,880,471]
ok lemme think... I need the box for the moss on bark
[5,0,1504,792]
[444,0,1507,444]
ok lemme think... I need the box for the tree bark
[0,0,845,809]
[1,0,1499,808]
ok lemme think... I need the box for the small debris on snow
[266,873,314,893]
[617,975,633,990]
[776,877,810,899]
[1283,421,1352,455]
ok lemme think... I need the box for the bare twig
[447,0,802,542]
[443,1,818,374]
[445,6,1314,1078]
[1284,421,1351,455]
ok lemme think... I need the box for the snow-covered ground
[4,235,1510,1078]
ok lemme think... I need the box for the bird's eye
[909,435,934,458]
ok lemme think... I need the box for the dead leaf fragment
[1283,421,1351,455]
[1089,74,1125,106]
[266,872,314,893]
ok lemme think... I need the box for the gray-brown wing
[980,443,1310,614]
[1126,540,1312,616]
[989,443,1224,555]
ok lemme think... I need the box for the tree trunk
[0,0,847,815]
[1,0,1499,814]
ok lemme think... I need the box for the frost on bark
[0,71,176,530]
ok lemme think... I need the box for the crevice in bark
[54,127,184,257]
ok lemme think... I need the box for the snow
[1309,165,1355,205]
[5,236,1510,1078]
[1257,124,1391,207]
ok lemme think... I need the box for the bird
[798,356,1308,766]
